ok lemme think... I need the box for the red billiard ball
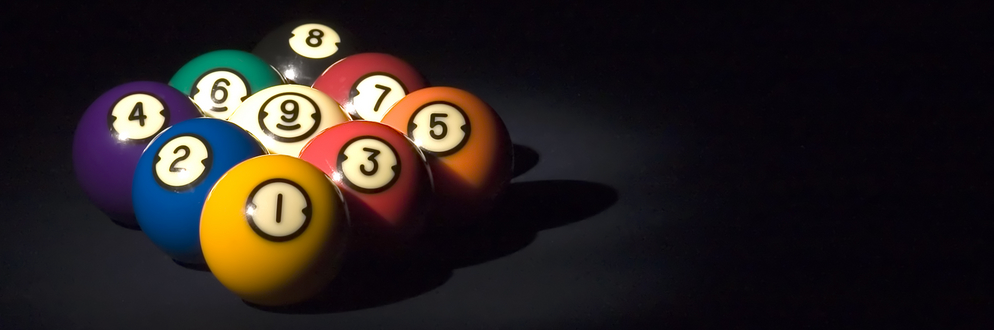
[379,87,512,225]
[299,121,433,249]
[311,53,427,122]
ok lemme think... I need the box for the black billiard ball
[252,19,360,86]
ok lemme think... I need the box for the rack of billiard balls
[72,19,513,306]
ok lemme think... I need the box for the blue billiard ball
[132,118,266,264]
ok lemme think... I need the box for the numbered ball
[132,118,267,264]
[228,84,350,156]
[252,20,360,86]
[299,121,433,248]
[169,50,285,120]
[201,155,348,306]
[73,81,202,227]
[311,53,426,122]
[380,87,512,224]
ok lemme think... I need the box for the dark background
[1,1,990,328]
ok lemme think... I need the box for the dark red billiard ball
[311,53,426,122]
[298,121,433,248]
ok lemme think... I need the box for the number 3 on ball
[337,136,400,193]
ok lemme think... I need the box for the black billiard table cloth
[1,1,986,328]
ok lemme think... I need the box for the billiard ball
[227,84,350,156]
[132,118,266,264]
[379,87,512,224]
[169,50,284,120]
[299,121,433,250]
[311,53,426,122]
[72,81,202,228]
[200,154,348,306]
[252,19,360,86]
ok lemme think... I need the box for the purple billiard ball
[73,81,203,228]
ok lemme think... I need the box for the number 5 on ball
[379,87,512,225]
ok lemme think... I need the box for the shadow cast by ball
[172,259,210,272]
[420,180,619,269]
[110,217,142,231]
[247,243,453,314]
[511,144,539,178]
[248,179,617,314]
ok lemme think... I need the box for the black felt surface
[2,1,989,328]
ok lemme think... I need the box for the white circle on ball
[289,23,341,59]
[408,102,470,155]
[349,74,406,121]
[258,92,322,143]
[110,93,168,141]
[339,137,399,192]
[246,179,311,241]
[154,134,212,190]
[191,70,250,119]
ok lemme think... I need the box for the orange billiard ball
[379,87,512,225]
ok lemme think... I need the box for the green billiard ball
[169,50,285,119]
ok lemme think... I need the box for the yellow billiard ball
[200,154,349,306]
